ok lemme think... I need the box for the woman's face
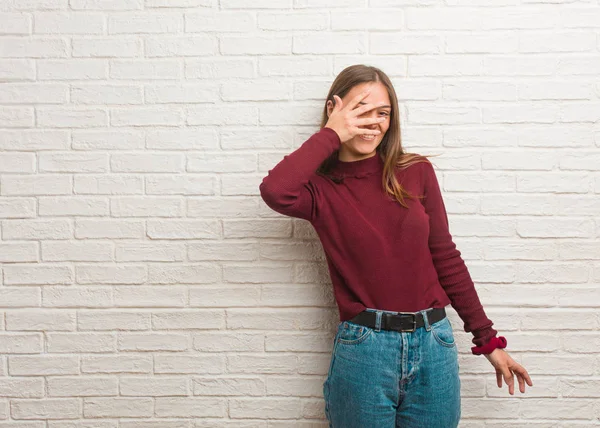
[327,81,391,162]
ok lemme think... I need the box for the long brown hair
[316,64,438,208]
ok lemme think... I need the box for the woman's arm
[259,127,341,222]
[420,161,498,349]
[422,161,533,394]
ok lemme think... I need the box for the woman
[259,65,532,428]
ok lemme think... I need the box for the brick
[72,37,142,57]
[186,10,254,32]
[48,377,118,397]
[38,196,109,216]
[2,219,73,240]
[115,242,185,262]
[70,0,142,9]
[8,355,78,376]
[145,83,218,103]
[78,310,150,330]
[110,60,180,80]
[0,130,69,150]
[145,36,216,57]
[258,12,326,30]
[186,105,257,126]
[47,333,116,353]
[146,220,220,239]
[72,129,144,150]
[146,128,218,150]
[111,197,182,217]
[4,265,73,285]
[110,107,183,126]
[0,242,39,263]
[108,12,182,34]
[259,56,329,77]
[221,80,291,101]
[293,33,365,54]
[120,377,188,396]
[118,333,187,351]
[0,83,67,104]
[11,398,81,419]
[189,285,261,307]
[41,241,113,262]
[0,333,43,353]
[147,264,219,284]
[84,398,153,418]
[229,398,301,419]
[186,58,254,79]
[43,286,112,308]
[221,35,291,55]
[74,175,143,195]
[0,37,67,58]
[37,108,107,128]
[0,13,32,35]
[111,153,184,172]
[187,197,260,218]
[188,242,258,261]
[153,310,225,330]
[187,152,256,172]
[71,84,143,104]
[0,59,35,80]
[113,286,186,307]
[6,310,75,331]
[82,355,152,374]
[154,397,224,418]
[74,220,144,239]
[154,354,224,374]
[0,378,44,398]
[193,377,265,396]
[34,12,104,34]
[1,175,70,196]
[0,107,34,127]
[145,175,217,195]
[40,152,108,173]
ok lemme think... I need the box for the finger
[332,95,343,112]
[345,89,372,112]
[354,127,381,136]
[513,364,533,387]
[354,117,386,126]
[501,367,515,395]
[516,371,526,393]
[496,370,502,388]
[350,101,386,118]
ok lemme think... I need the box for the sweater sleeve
[259,127,341,222]
[421,161,498,348]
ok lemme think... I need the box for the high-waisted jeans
[323,307,461,428]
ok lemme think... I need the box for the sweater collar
[330,152,384,178]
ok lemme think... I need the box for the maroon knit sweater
[259,127,498,348]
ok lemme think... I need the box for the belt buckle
[399,312,417,332]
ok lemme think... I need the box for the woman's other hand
[484,348,533,395]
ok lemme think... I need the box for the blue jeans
[323,307,461,428]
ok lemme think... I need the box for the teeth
[360,134,376,141]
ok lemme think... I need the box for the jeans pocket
[337,321,373,345]
[430,317,456,347]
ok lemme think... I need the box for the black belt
[349,307,446,333]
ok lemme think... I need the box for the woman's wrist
[471,336,507,355]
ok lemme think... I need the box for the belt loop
[422,308,432,331]
[375,310,382,332]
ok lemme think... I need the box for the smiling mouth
[359,134,377,141]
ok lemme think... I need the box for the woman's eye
[380,112,389,116]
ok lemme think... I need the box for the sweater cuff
[471,336,507,355]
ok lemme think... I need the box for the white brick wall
[0,1,598,426]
